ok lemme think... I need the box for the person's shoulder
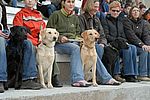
[141,18,147,22]
[78,13,84,17]
[141,19,150,25]
[53,10,61,15]
[16,8,26,14]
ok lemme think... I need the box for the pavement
[0,82,150,100]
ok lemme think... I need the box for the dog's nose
[53,37,57,41]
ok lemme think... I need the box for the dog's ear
[55,30,59,36]
[10,26,17,36]
[81,30,88,40]
[40,28,46,39]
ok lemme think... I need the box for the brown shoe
[114,75,126,83]
[0,83,4,93]
[137,76,150,81]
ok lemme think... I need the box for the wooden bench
[6,6,70,63]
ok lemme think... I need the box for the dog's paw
[93,82,98,87]
[41,84,47,88]
[47,84,53,89]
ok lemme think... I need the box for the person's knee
[0,37,6,47]
[95,44,104,58]
[23,40,33,49]
[129,45,137,52]
[72,44,80,53]
[96,44,104,52]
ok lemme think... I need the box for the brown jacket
[78,12,107,45]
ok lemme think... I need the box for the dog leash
[108,43,119,53]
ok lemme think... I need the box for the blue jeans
[55,42,84,83]
[137,46,150,76]
[95,44,104,59]
[95,44,112,84]
[0,37,38,81]
[114,44,138,76]
[55,43,112,84]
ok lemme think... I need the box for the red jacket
[13,8,46,46]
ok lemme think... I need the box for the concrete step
[0,82,150,100]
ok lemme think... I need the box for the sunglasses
[112,10,120,12]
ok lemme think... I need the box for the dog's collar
[42,43,53,48]
[83,44,94,49]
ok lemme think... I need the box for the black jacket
[78,12,107,45]
[101,14,127,43]
[123,18,150,47]
[0,3,8,30]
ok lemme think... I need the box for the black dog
[6,26,30,89]
[102,38,129,75]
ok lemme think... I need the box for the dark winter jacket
[0,3,8,30]
[101,14,127,43]
[123,18,150,47]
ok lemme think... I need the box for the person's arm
[97,18,107,46]
[141,20,150,45]
[75,16,81,38]
[78,15,86,34]
[13,12,23,26]
[101,18,116,43]
[46,11,58,28]
[1,4,8,30]
[0,4,9,39]
[47,12,69,43]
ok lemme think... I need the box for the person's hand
[142,45,150,52]
[99,43,105,48]
[0,30,9,39]
[60,36,69,43]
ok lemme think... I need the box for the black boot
[125,75,140,82]
[0,83,4,93]
[52,75,63,87]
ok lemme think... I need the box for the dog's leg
[47,56,54,89]
[92,59,98,87]
[47,63,53,88]
[38,65,47,88]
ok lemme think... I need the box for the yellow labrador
[80,29,100,87]
[36,28,59,88]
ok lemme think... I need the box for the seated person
[101,1,139,82]
[124,6,150,81]
[47,0,121,87]
[79,0,121,84]
[13,0,62,87]
[0,1,41,93]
